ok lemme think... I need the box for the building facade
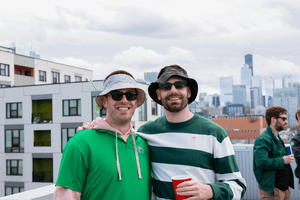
[0,46,93,87]
[245,54,253,76]
[241,64,252,107]
[233,85,246,105]
[219,76,233,107]
[0,81,161,196]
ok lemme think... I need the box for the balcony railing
[32,171,53,183]
[5,147,24,153]
[34,142,51,146]
[32,112,52,124]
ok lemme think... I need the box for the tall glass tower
[241,64,252,107]
[282,74,292,88]
[219,76,233,107]
[233,85,246,105]
[252,76,263,106]
[245,54,253,76]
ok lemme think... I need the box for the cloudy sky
[1,0,300,96]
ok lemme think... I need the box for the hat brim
[96,88,145,110]
[148,78,198,105]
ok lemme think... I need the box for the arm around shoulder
[54,186,81,200]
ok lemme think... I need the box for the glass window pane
[62,129,68,150]
[11,103,17,110]
[69,129,75,137]
[6,187,12,195]
[20,187,24,192]
[13,187,19,194]
[7,160,10,174]
[18,103,22,117]
[20,130,24,148]
[19,161,23,174]
[70,107,77,115]
[78,100,81,115]
[11,160,17,167]
[7,104,10,118]
[13,130,19,137]
[70,100,76,107]
[6,130,12,147]
[63,101,69,116]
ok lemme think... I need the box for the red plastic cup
[171,175,192,200]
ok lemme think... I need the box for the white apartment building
[0,45,93,87]
[0,80,161,197]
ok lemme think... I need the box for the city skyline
[1,0,300,96]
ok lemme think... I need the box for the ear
[156,89,161,100]
[102,96,108,110]
[187,87,191,98]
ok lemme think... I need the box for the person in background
[79,65,247,199]
[54,70,151,200]
[253,106,294,200]
[291,109,300,196]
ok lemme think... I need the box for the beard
[275,120,285,132]
[160,93,189,113]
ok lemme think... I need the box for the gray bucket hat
[96,74,146,110]
[148,65,198,105]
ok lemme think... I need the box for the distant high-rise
[252,76,263,106]
[233,85,246,105]
[144,72,158,83]
[241,64,252,106]
[245,54,253,76]
[251,87,260,109]
[264,76,274,108]
[220,76,233,107]
[292,82,300,107]
[199,92,207,102]
[282,75,292,88]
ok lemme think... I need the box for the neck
[164,106,194,123]
[105,118,132,135]
[270,125,279,136]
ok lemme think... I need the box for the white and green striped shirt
[137,114,246,200]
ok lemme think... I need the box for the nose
[120,94,129,102]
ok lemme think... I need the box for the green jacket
[253,126,294,195]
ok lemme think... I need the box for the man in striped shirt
[137,65,246,199]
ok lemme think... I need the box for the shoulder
[138,116,166,132]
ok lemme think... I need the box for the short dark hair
[157,64,187,79]
[104,70,135,83]
[265,106,287,126]
[296,109,300,121]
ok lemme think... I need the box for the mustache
[115,102,132,107]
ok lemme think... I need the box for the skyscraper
[233,85,246,105]
[251,87,260,109]
[245,54,253,76]
[264,76,274,108]
[241,64,252,107]
[252,76,263,106]
[282,74,292,88]
[220,76,233,107]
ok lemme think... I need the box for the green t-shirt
[56,129,151,200]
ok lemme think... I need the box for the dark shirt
[274,138,290,191]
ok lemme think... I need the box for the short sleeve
[56,138,89,193]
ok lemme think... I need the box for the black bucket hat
[148,65,198,105]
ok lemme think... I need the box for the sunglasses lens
[160,83,172,90]
[125,92,137,101]
[174,81,187,89]
[110,91,123,101]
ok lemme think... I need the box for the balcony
[32,112,53,124]
[32,171,53,183]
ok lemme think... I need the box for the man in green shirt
[54,70,151,200]
[253,106,294,199]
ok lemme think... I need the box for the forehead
[166,76,185,83]
[279,113,287,117]
[113,88,136,92]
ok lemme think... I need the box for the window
[5,186,24,196]
[75,76,82,82]
[34,130,51,146]
[63,99,81,116]
[139,99,147,121]
[25,71,31,76]
[61,128,77,151]
[64,75,71,83]
[226,126,229,131]
[6,103,22,118]
[151,100,158,115]
[5,129,24,153]
[92,96,106,120]
[39,70,46,82]
[6,160,23,175]
[0,84,10,87]
[0,63,9,76]
[17,70,21,75]
[52,72,60,83]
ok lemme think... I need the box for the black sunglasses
[109,90,138,101]
[274,116,287,121]
[159,81,188,91]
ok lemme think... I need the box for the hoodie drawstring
[115,129,142,180]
